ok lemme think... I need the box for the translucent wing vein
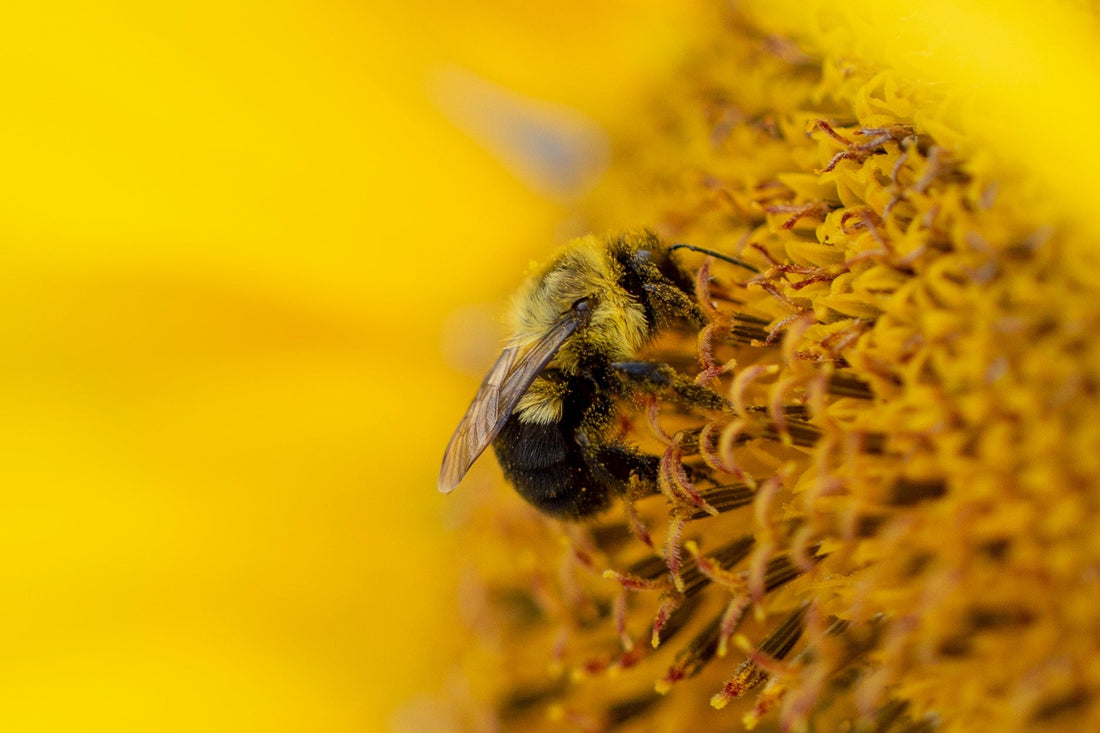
[438,315,580,493]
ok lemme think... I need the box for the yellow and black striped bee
[439,231,755,519]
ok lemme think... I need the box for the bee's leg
[575,429,661,498]
[643,281,708,329]
[611,360,728,411]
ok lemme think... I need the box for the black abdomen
[492,414,614,519]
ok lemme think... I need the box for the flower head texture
[437,3,1100,732]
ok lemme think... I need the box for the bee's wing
[438,315,580,494]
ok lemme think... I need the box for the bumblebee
[438,231,756,519]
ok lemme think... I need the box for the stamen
[711,604,811,708]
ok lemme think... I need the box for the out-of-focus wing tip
[438,460,462,494]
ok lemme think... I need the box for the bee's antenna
[668,244,759,273]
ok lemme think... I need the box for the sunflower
[434,2,1100,731]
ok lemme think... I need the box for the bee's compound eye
[572,297,592,314]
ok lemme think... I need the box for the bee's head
[508,234,659,370]
[614,236,759,332]
[611,233,699,316]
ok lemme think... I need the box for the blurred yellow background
[0,1,701,730]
